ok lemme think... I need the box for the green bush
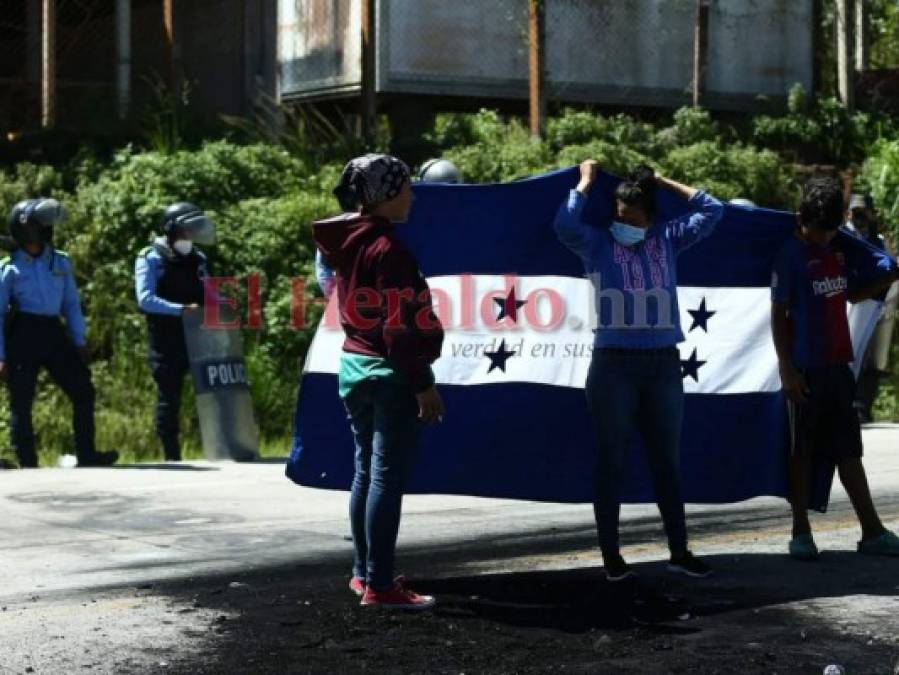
[5,102,899,465]
[0,141,337,464]
[662,141,798,208]
[860,139,899,229]
[752,92,898,166]
[442,113,554,183]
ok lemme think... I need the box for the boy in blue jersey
[0,199,118,468]
[772,177,899,559]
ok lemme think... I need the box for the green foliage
[4,101,899,465]
[663,142,798,208]
[752,93,898,166]
[435,107,797,208]
[870,0,899,69]
[860,139,899,229]
[787,82,809,115]
[0,140,338,464]
[0,163,66,216]
[667,106,721,146]
[441,112,554,183]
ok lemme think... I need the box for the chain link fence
[2,0,899,138]
[0,0,259,138]
[1,0,124,135]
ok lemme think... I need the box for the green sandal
[858,530,899,557]
[789,533,820,561]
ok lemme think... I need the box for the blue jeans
[343,379,421,591]
[585,347,688,559]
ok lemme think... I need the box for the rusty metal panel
[706,0,814,103]
[279,0,362,98]
[277,0,813,111]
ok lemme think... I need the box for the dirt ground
[2,456,898,674]
[77,508,899,675]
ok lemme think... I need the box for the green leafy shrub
[752,92,898,166]
[442,113,554,183]
[661,141,798,208]
[860,139,899,230]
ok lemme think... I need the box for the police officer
[0,198,118,468]
[135,202,215,461]
[846,192,897,422]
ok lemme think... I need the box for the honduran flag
[287,168,890,508]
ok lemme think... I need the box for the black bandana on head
[333,154,410,212]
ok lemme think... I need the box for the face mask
[610,221,646,247]
[173,239,193,255]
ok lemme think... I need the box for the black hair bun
[630,165,657,194]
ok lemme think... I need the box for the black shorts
[788,364,863,461]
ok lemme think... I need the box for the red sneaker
[349,577,366,597]
[349,575,407,597]
[360,583,435,610]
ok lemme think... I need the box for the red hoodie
[312,213,444,393]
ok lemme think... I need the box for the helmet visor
[32,199,66,227]
[179,213,217,246]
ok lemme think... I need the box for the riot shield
[182,305,259,461]
[871,281,898,372]
[848,299,882,379]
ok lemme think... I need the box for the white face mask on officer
[173,239,193,256]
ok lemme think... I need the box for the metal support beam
[361,0,377,142]
[163,0,179,90]
[692,0,709,108]
[41,0,56,128]
[116,0,131,120]
[855,0,869,72]
[528,0,546,138]
[836,0,855,109]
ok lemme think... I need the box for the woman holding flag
[554,160,724,581]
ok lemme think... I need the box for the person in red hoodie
[313,154,445,610]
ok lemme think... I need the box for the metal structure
[0,0,278,136]
[278,0,816,112]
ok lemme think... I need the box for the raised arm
[658,174,724,254]
[553,160,603,263]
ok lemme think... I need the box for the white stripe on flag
[303,275,881,395]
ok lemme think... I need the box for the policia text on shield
[0,199,118,468]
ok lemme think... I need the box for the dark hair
[799,177,844,231]
[615,165,657,218]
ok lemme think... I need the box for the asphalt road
[1,426,897,674]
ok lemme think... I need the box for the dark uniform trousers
[144,251,206,461]
[7,313,95,467]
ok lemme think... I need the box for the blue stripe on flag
[287,373,804,506]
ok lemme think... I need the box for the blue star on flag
[680,348,706,383]
[687,297,716,333]
[486,339,517,373]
